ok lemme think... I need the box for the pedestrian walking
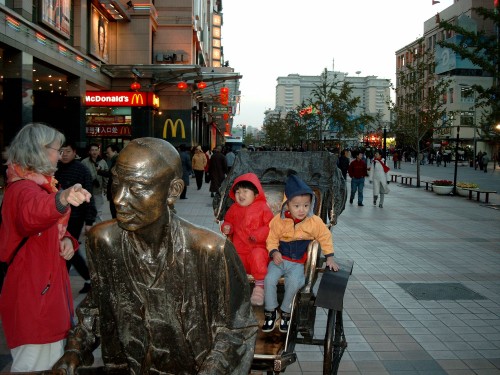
[337,149,350,180]
[178,144,192,199]
[482,153,490,173]
[208,146,227,198]
[347,152,368,206]
[192,145,207,190]
[369,151,390,208]
[81,143,108,223]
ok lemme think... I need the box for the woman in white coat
[369,151,390,208]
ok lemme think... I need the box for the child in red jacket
[221,173,274,306]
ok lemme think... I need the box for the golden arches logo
[131,93,144,105]
[163,119,186,139]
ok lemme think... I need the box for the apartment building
[0,0,240,151]
[395,0,495,156]
[271,70,391,145]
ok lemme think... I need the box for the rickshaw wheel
[323,309,346,375]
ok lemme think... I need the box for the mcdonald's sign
[163,119,186,139]
[131,93,144,106]
[85,92,160,108]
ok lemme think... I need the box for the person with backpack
[0,123,91,371]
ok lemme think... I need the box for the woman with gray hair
[0,123,91,371]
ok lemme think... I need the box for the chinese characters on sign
[86,125,131,137]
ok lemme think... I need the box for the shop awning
[100,64,242,110]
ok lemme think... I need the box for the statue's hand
[52,350,83,375]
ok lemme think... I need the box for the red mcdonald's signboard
[85,92,160,108]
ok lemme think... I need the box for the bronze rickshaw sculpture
[213,150,354,375]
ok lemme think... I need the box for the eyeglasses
[46,146,63,155]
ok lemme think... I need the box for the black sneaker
[349,198,353,204]
[79,282,91,294]
[279,311,291,333]
[262,309,278,333]
[358,203,364,206]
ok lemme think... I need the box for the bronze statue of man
[53,138,257,374]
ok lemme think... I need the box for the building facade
[395,0,496,157]
[0,0,240,153]
[272,70,391,147]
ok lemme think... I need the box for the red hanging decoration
[177,81,188,90]
[220,87,229,105]
[130,82,141,91]
[197,81,207,90]
[223,113,229,121]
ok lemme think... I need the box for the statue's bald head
[113,138,184,231]
[118,138,182,181]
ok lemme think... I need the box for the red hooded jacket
[221,173,274,256]
[0,180,77,349]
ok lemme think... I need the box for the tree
[307,69,373,149]
[262,113,287,149]
[389,40,454,186]
[438,5,500,140]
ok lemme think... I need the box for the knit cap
[284,174,313,202]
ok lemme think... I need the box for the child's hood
[229,173,267,202]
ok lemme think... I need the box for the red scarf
[7,163,70,239]
[374,158,390,173]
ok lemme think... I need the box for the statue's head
[112,138,184,231]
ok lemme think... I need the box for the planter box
[434,185,453,195]
[457,188,470,197]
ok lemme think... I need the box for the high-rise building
[271,70,391,146]
[395,0,495,156]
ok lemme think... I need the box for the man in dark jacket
[347,151,368,206]
[53,138,257,374]
[337,149,350,180]
[55,141,97,293]
[208,146,227,198]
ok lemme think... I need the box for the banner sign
[154,110,191,143]
[86,115,127,125]
[212,106,231,114]
[86,125,131,137]
[85,92,160,108]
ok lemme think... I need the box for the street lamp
[453,125,460,195]
[383,124,387,160]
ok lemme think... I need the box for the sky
[222,0,451,129]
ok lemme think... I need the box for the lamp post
[453,125,460,195]
[383,125,387,159]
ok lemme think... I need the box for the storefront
[85,91,159,149]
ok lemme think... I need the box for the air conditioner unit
[156,53,164,62]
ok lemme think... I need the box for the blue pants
[350,178,365,204]
[265,260,305,314]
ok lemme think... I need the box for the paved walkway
[1,162,499,374]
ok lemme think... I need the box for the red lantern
[177,81,188,90]
[130,82,141,91]
[224,122,231,135]
[220,87,229,105]
[197,81,207,90]
[223,113,229,121]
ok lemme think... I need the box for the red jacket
[0,180,78,349]
[221,173,274,256]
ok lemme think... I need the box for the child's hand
[221,223,232,235]
[272,252,283,265]
[326,257,339,271]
